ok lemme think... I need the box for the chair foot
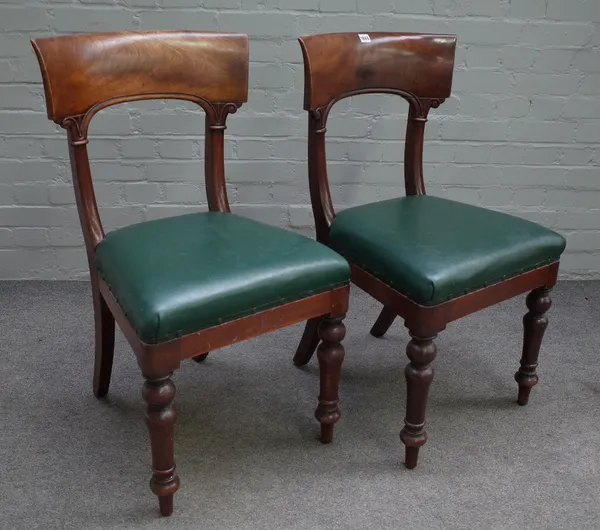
[143,374,180,516]
[515,287,552,406]
[315,315,346,444]
[320,424,334,445]
[517,387,532,406]
[399,332,437,469]
[158,495,174,517]
[192,353,209,363]
[404,446,420,469]
[370,306,397,338]
[293,317,321,366]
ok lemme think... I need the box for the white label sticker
[358,34,371,43]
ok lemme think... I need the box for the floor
[1,281,599,530]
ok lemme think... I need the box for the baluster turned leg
[400,333,437,469]
[515,287,552,406]
[142,375,180,516]
[315,315,346,444]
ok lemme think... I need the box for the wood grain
[32,31,248,121]
[299,32,456,111]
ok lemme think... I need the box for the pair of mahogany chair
[32,31,566,516]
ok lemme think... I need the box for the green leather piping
[99,272,348,344]
[348,254,559,306]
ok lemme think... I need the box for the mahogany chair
[293,32,566,469]
[31,31,350,516]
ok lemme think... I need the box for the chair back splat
[32,31,249,253]
[298,32,456,240]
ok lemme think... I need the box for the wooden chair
[31,31,350,516]
[293,32,566,469]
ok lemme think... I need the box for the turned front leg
[515,287,552,406]
[315,315,346,444]
[400,333,437,469]
[142,375,180,517]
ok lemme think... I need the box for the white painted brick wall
[0,0,599,279]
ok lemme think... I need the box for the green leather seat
[95,212,350,344]
[329,195,566,306]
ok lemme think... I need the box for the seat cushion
[95,212,350,344]
[329,196,566,306]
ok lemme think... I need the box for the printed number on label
[358,34,371,43]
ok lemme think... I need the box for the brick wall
[0,0,599,279]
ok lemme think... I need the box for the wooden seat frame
[32,31,349,516]
[292,32,559,469]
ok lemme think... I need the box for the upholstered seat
[329,195,566,306]
[96,212,350,344]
